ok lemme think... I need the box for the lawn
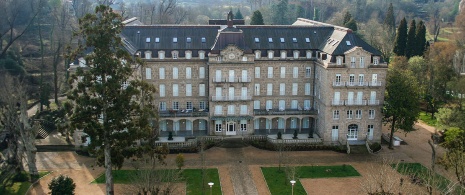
[93,168,221,195]
[393,163,464,194]
[419,111,437,127]
[0,171,49,195]
[261,165,360,194]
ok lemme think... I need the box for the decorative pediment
[344,46,372,56]
[220,45,244,62]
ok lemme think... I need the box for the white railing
[268,137,323,144]
[331,99,344,106]
[369,81,382,87]
[367,100,380,105]
[345,100,366,106]
[333,81,343,87]
[212,76,251,83]
[211,96,252,101]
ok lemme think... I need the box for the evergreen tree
[345,18,358,31]
[48,175,76,195]
[343,11,352,26]
[313,7,319,21]
[415,20,427,56]
[67,5,156,194]
[383,3,395,31]
[235,9,243,19]
[296,5,305,19]
[406,19,416,58]
[393,18,408,56]
[271,0,289,24]
[250,10,264,25]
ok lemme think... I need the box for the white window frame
[159,84,165,97]
[292,83,298,95]
[293,51,299,59]
[280,51,286,59]
[172,67,178,79]
[199,101,206,110]
[306,51,312,59]
[255,67,260,78]
[215,120,222,132]
[159,68,165,79]
[199,84,205,96]
[215,105,223,115]
[254,100,260,109]
[199,67,205,79]
[145,51,151,59]
[268,50,274,59]
[158,51,165,59]
[186,67,192,79]
[240,105,248,115]
[146,68,152,79]
[293,67,298,78]
[305,67,311,78]
[280,67,286,78]
[267,83,273,96]
[373,57,379,65]
[347,110,353,119]
[280,83,285,95]
[356,109,362,119]
[305,83,311,95]
[199,51,205,59]
[255,50,261,59]
[227,105,235,115]
[159,102,166,111]
[291,100,298,109]
[268,67,273,78]
[360,57,365,68]
[186,102,193,110]
[333,110,340,119]
[369,109,375,119]
[173,101,179,110]
[254,84,260,96]
[266,100,272,110]
[172,84,179,97]
[186,84,192,96]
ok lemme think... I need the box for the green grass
[0,171,49,195]
[261,165,360,194]
[392,163,464,194]
[419,111,437,127]
[93,169,221,195]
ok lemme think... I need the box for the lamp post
[290,180,296,195]
[208,182,214,195]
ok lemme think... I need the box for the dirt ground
[28,121,454,195]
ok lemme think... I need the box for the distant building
[120,12,387,144]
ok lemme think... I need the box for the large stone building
[120,12,388,144]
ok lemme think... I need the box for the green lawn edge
[93,168,222,195]
[0,171,50,195]
[261,165,360,195]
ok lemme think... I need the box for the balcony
[345,82,368,87]
[331,99,344,106]
[211,96,252,101]
[368,81,382,87]
[367,100,380,105]
[254,109,317,116]
[212,77,251,83]
[344,100,367,106]
[332,81,344,87]
[159,110,208,118]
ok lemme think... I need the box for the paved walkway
[28,121,457,195]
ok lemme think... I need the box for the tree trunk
[105,140,114,195]
[389,116,396,149]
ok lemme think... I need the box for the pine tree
[235,9,243,19]
[406,19,416,58]
[383,3,395,30]
[345,18,358,31]
[415,20,427,56]
[67,5,156,194]
[393,18,408,56]
[250,10,264,25]
[343,11,352,26]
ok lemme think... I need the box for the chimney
[227,11,234,27]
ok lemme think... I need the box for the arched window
[347,124,358,140]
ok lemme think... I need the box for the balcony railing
[333,81,343,87]
[367,100,380,105]
[344,100,367,106]
[211,96,252,101]
[369,81,382,87]
[331,99,344,106]
[212,76,251,83]
[254,109,317,116]
[159,110,208,117]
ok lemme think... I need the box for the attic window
[173,37,178,43]
[201,37,206,43]
[255,38,259,43]
[280,38,285,43]
[332,41,339,46]
[155,37,160,43]
[313,31,316,34]
[346,41,351,46]
[305,38,310,43]
[146,38,151,43]
[268,38,273,43]
[187,37,192,43]
[292,38,297,43]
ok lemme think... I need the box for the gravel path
[225,148,258,195]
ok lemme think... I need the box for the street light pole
[208,182,214,195]
[290,180,296,195]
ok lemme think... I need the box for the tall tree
[393,18,408,56]
[271,0,288,24]
[343,11,352,26]
[345,18,358,31]
[383,3,395,31]
[250,10,264,25]
[415,20,427,57]
[383,56,421,149]
[235,9,243,19]
[67,5,156,194]
[405,19,416,58]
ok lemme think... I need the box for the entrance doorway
[347,124,358,140]
[226,122,236,135]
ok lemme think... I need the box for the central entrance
[226,121,236,135]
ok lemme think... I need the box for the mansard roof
[120,19,382,57]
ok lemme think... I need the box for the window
[292,83,298,95]
[186,84,192,96]
[268,38,273,43]
[241,70,248,82]
[279,100,285,110]
[215,120,222,132]
[266,100,272,110]
[159,84,165,97]
[346,41,351,46]
[268,51,274,59]
[173,67,178,79]
[293,67,298,78]
[240,105,248,115]
[173,37,178,43]
[241,87,248,100]
[350,57,356,68]
[305,83,311,95]
[291,100,298,109]
[255,37,259,43]
[242,56,247,61]
[185,51,192,59]
[215,105,223,115]
[349,74,355,86]
[293,51,299,59]
[304,100,311,110]
[186,37,191,43]
[186,67,191,79]
[360,57,365,68]
[199,67,205,79]
[368,125,374,140]
[145,51,152,59]
[293,38,297,43]
[337,57,342,65]
[186,102,193,110]
[215,87,222,99]
[267,83,273,96]
[240,120,247,131]
[156,102,166,112]
[280,67,286,78]
[369,109,375,119]
[347,110,353,119]
[172,84,179,96]
[155,37,160,43]
[215,70,222,82]
[172,51,178,59]
[305,67,311,77]
[158,51,165,59]
[306,51,312,59]
[332,125,339,141]
[254,100,260,109]
[173,101,179,110]
[254,84,260,96]
[199,51,205,59]
[228,70,235,82]
[255,50,261,59]
[255,67,260,78]
[280,38,285,43]
[159,68,165,79]
[335,74,341,85]
[333,110,340,119]
[268,67,273,78]
[228,105,235,115]
[201,37,206,43]
[356,110,362,119]
[280,51,286,59]
[146,37,151,43]
[195,102,204,110]
[358,74,364,86]
[280,83,285,95]
[374,57,379,65]
[305,38,310,43]
[199,84,205,96]
[146,68,152,79]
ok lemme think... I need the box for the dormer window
[293,51,299,59]
[242,56,247,61]
[146,38,151,43]
[172,51,179,59]
[336,57,342,65]
[173,37,178,43]
[305,38,310,43]
[158,51,165,59]
[268,38,273,43]
[280,51,287,59]
[346,41,351,46]
[201,37,206,43]
[292,38,297,43]
[155,37,160,43]
[185,51,192,59]
[255,50,261,59]
[198,50,205,59]
[306,51,312,59]
[268,50,274,59]
[280,38,285,43]
[187,37,192,43]
[145,51,152,59]
[255,38,259,43]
